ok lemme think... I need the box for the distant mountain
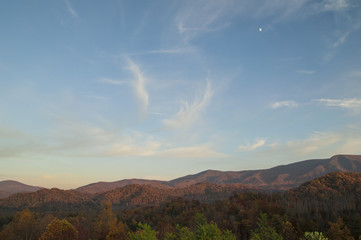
[77,154,361,193]
[0,190,9,199]
[284,171,361,216]
[289,171,361,197]
[0,180,43,199]
[77,179,172,194]
[0,188,97,213]
[95,182,256,209]
[2,155,361,198]
[2,171,361,214]
[170,154,361,189]
[0,183,255,213]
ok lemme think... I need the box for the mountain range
[76,154,361,193]
[1,171,361,215]
[0,180,42,199]
[1,154,361,199]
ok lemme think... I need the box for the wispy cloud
[332,25,360,48]
[43,174,54,180]
[49,122,161,158]
[264,127,361,159]
[99,59,150,112]
[314,98,361,109]
[0,121,227,160]
[98,77,127,86]
[324,1,361,48]
[157,145,227,158]
[238,138,266,151]
[127,48,195,56]
[266,132,340,156]
[163,80,213,130]
[146,48,192,55]
[87,95,108,101]
[173,0,358,44]
[125,58,149,112]
[65,0,79,18]
[348,71,361,77]
[318,0,349,12]
[271,101,298,109]
[297,70,316,75]
[175,0,240,41]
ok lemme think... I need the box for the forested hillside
[76,154,361,193]
[0,183,256,214]
[1,172,361,239]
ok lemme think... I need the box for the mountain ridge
[0,182,256,213]
[1,171,361,214]
[1,154,361,197]
[77,154,361,193]
[0,180,43,199]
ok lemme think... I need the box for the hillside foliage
[0,172,361,239]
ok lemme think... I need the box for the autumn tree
[327,218,354,240]
[0,209,44,240]
[39,218,78,240]
[106,221,129,240]
[93,201,118,240]
[280,221,299,240]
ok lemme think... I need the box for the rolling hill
[0,182,255,213]
[76,179,172,194]
[2,155,361,198]
[77,154,361,193]
[2,171,361,214]
[0,180,43,199]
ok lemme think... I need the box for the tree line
[0,172,361,239]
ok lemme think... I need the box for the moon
[259,27,263,32]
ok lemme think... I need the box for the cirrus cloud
[163,80,213,130]
[314,98,361,109]
[238,138,266,151]
[271,101,298,109]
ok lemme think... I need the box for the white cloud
[65,0,79,18]
[238,139,266,151]
[43,174,54,180]
[98,77,127,86]
[87,95,108,101]
[287,132,339,155]
[0,125,52,159]
[157,145,227,158]
[331,23,361,48]
[99,58,150,112]
[173,0,358,46]
[348,71,361,77]
[175,0,240,41]
[314,98,361,109]
[163,80,213,130]
[319,0,349,12]
[271,101,298,109]
[145,48,192,55]
[297,70,316,75]
[265,128,361,158]
[125,58,149,112]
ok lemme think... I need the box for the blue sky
[1,0,361,188]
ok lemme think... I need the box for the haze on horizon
[1,0,361,189]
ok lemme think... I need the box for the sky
[1,0,361,189]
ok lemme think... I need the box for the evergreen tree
[303,232,328,240]
[250,213,283,240]
[129,223,157,240]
